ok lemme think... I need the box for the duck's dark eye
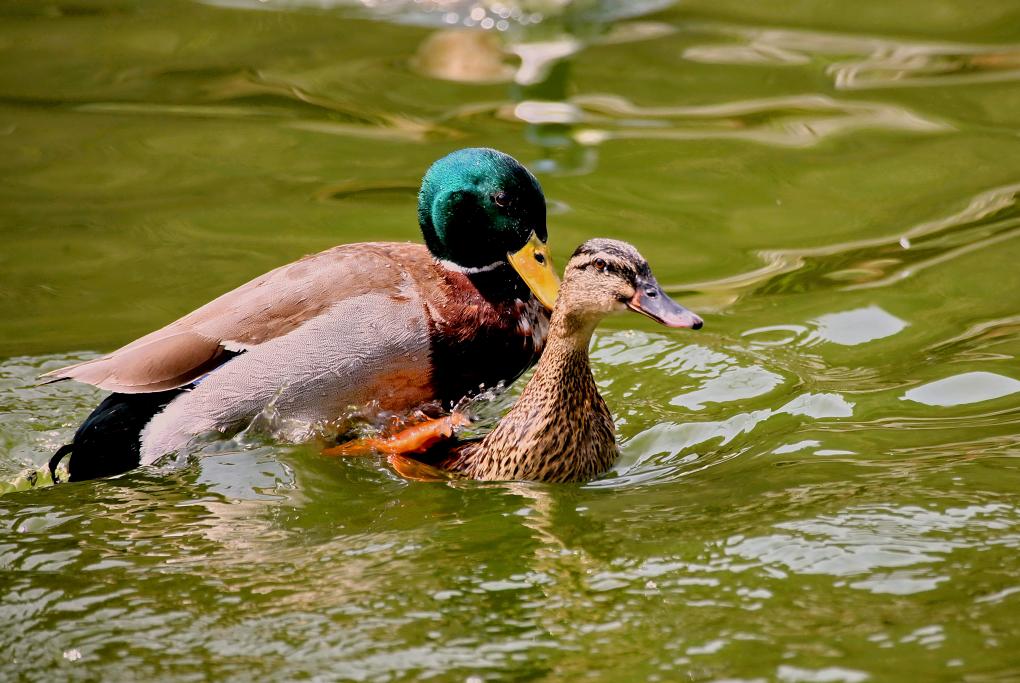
[492,191,508,208]
[593,258,607,272]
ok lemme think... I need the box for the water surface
[2,0,1020,680]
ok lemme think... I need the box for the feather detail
[40,243,420,393]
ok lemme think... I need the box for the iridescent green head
[418,148,559,308]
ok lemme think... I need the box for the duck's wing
[40,243,423,393]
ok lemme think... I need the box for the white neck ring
[437,259,504,274]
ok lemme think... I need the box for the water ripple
[683,22,1020,90]
[471,92,949,149]
[725,503,1020,595]
[677,182,1020,303]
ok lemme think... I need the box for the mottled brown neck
[547,306,601,351]
[528,334,596,399]
[447,309,618,482]
[517,307,601,408]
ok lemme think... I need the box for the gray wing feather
[139,290,433,462]
[40,244,414,393]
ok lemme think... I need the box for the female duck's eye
[593,258,607,272]
[492,191,508,207]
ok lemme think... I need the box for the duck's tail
[50,390,183,482]
[47,444,73,482]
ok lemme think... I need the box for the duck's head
[418,148,559,309]
[556,238,703,335]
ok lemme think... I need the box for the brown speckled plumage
[437,238,703,483]
[442,334,617,482]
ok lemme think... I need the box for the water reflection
[778,665,870,683]
[925,313,1020,362]
[903,371,1020,407]
[682,22,1020,90]
[609,391,854,487]
[407,2,680,174]
[726,503,1020,596]
[439,92,946,159]
[5,1,1020,679]
[742,306,911,350]
[198,0,678,173]
[678,182,1020,305]
[811,305,908,347]
[191,0,952,175]
[831,46,1020,90]
[670,363,784,410]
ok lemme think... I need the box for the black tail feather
[52,389,183,482]
[48,444,74,483]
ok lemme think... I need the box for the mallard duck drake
[44,148,561,481]
[330,238,703,483]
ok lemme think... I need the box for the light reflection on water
[726,503,1019,595]
[903,372,1020,407]
[682,22,1020,90]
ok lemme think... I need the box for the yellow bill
[508,231,560,310]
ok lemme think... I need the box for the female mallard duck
[44,148,561,482]
[332,238,703,483]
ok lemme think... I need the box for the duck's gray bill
[627,280,703,330]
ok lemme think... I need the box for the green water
[3,0,1020,680]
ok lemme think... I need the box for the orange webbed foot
[388,453,458,482]
[322,411,470,458]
